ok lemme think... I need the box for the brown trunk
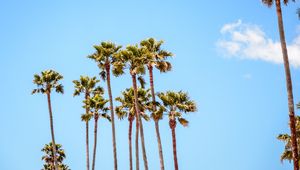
[132,74,140,170]
[139,117,149,170]
[46,92,58,170]
[170,119,178,170]
[149,65,165,170]
[92,115,99,170]
[106,63,118,170]
[129,116,133,170]
[275,1,299,170]
[85,92,90,170]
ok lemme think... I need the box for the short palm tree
[157,91,197,170]
[140,38,173,170]
[73,76,102,170]
[278,115,300,166]
[88,41,122,170]
[32,70,64,170]
[114,45,149,170]
[85,93,110,170]
[41,142,70,170]
[115,87,151,170]
[262,0,299,169]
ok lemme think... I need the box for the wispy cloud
[216,20,300,68]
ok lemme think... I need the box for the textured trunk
[139,117,149,170]
[85,93,90,170]
[170,119,178,170]
[86,121,90,170]
[132,74,140,170]
[129,117,133,170]
[275,1,299,170]
[106,63,118,170]
[92,116,99,170]
[47,92,58,170]
[149,65,165,170]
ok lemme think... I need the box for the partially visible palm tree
[85,93,110,170]
[157,91,197,170]
[262,1,299,169]
[88,42,122,170]
[32,70,64,170]
[73,76,102,170]
[278,115,300,166]
[115,87,151,170]
[41,142,70,170]
[140,38,173,170]
[114,45,149,170]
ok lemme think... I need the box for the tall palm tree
[114,45,149,170]
[41,142,70,170]
[115,87,151,170]
[73,76,102,170]
[85,93,110,170]
[262,1,299,169]
[88,41,122,170]
[140,38,173,170]
[157,91,197,170]
[32,69,64,170]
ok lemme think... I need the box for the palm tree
[157,91,197,170]
[88,41,122,170]
[115,87,151,170]
[262,0,299,169]
[277,115,300,166]
[140,38,173,170]
[32,70,64,170]
[73,76,102,170]
[114,45,149,170]
[85,93,110,170]
[41,142,70,170]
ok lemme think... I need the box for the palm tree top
[157,91,197,127]
[88,41,122,80]
[262,0,295,7]
[140,37,173,73]
[73,76,103,96]
[85,93,111,121]
[113,45,147,76]
[32,69,64,94]
[115,87,151,121]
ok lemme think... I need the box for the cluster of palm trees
[32,38,197,170]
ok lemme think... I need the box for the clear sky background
[1,0,300,170]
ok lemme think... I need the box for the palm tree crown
[88,41,122,80]
[262,0,295,7]
[140,38,173,73]
[32,70,64,94]
[157,91,197,126]
[115,87,151,121]
[41,142,70,170]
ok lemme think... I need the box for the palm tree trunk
[92,115,99,170]
[85,93,90,170]
[132,73,140,170]
[106,64,118,170]
[170,119,178,170]
[149,65,165,170]
[46,92,58,170]
[139,117,149,170]
[129,117,133,170]
[155,121,164,170]
[86,121,90,170]
[275,1,299,169]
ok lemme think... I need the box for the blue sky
[1,0,300,169]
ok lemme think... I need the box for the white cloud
[217,20,300,68]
